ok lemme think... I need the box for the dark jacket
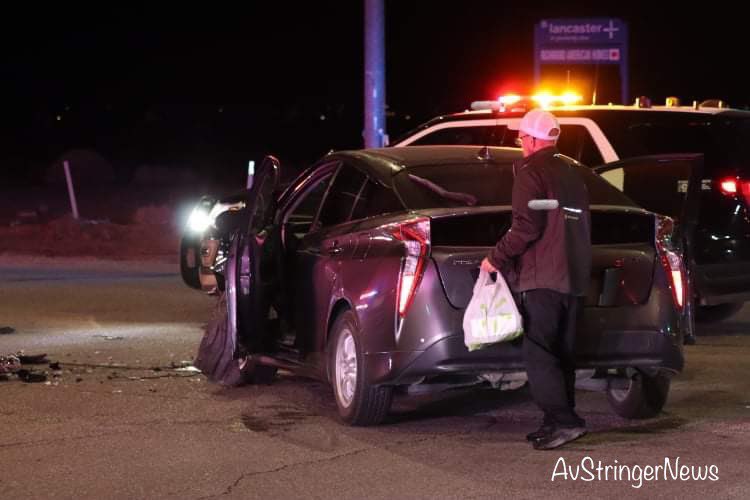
[488,146,592,296]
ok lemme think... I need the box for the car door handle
[325,240,344,255]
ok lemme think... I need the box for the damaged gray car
[180,146,700,426]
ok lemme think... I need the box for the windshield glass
[392,161,639,210]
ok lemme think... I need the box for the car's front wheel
[606,370,671,419]
[329,310,393,426]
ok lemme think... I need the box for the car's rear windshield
[593,112,750,174]
[392,161,639,210]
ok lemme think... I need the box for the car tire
[179,233,202,290]
[696,302,744,323]
[606,371,670,419]
[194,293,277,387]
[329,310,393,426]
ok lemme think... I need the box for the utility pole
[364,0,386,148]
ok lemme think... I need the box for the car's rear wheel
[194,293,277,386]
[607,371,671,419]
[330,310,392,426]
[696,302,744,323]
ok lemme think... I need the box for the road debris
[1,354,21,374]
[93,335,125,341]
[2,355,203,385]
[16,369,48,383]
[1,353,61,383]
[0,326,15,335]
[176,366,201,373]
[18,353,49,364]
[169,360,194,369]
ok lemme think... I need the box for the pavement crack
[383,435,439,449]
[381,430,480,450]
[196,447,371,499]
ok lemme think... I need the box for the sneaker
[532,426,587,450]
[525,424,554,442]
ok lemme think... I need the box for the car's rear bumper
[366,329,684,386]
[361,261,686,385]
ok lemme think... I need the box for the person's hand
[480,258,497,273]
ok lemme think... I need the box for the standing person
[480,108,592,450]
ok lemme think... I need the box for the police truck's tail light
[718,177,750,206]
[655,215,685,311]
[719,178,738,195]
[392,218,430,318]
[741,181,750,206]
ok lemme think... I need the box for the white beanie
[519,108,561,141]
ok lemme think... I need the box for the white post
[247,160,255,190]
[63,160,80,220]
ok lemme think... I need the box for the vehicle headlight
[186,206,213,233]
[185,198,246,234]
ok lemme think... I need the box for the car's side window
[284,173,334,238]
[350,179,405,221]
[556,124,604,167]
[556,125,583,162]
[492,125,517,147]
[579,130,605,167]
[598,160,692,219]
[316,164,368,228]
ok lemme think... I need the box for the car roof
[420,105,750,123]
[327,145,522,179]
[391,105,750,146]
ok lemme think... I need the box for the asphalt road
[1,257,749,499]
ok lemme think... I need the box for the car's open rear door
[594,153,704,339]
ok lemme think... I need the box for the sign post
[63,160,80,220]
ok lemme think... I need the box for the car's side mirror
[528,199,559,210]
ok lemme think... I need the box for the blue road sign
[534,18,629,104]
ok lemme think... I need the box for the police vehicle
[392,94,750,325]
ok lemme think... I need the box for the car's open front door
[226,155,281,355]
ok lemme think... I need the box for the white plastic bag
[462,270,524,351]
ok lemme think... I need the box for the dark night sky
[2,0,746,183]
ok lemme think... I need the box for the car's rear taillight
[655,215,685,311]
[392,218,430,319]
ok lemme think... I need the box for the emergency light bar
[470,91,583,112]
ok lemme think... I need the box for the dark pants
[520,289,585,428]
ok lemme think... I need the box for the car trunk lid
[424,207,657,308]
